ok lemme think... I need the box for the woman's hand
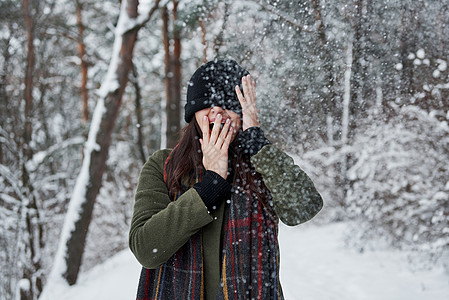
[199,114,234,179]
[235,74,260,131]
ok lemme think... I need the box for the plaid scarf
[136,165,283,299]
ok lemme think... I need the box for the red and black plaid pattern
[216,185,283,300]
[136,231,204,300]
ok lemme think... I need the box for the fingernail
[203,116,207,121]
[226,118,230,124]
[217,114,222,119]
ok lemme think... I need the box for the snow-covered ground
[279,223,448,300]
[58,222,449,300]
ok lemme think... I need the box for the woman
[129,60,323,300]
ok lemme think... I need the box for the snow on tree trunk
[39,1,161,299]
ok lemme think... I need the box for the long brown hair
[164,119,272,211]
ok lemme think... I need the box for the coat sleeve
[129,149,213,269]
[250,144,323,226]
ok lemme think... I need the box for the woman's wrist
[238,127,271,157]
[242,119,260,131]
[193,170,231,210]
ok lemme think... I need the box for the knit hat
[184,59,249,123]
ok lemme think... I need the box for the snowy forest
[1,0,448,299]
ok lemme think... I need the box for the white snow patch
[417,49,425,59]
[52,249,141,300]
[96,3,124,98]
[433,70,441,78]
[394,63,403,71]
[432,191,447,201]
[18,279,30,291]
[15,279,31,300]
[279,223,449,300]
[437,59,447,72]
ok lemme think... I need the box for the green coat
[129,144,323,299]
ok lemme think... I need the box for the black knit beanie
[184,59,249,123]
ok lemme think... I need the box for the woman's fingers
[237,75,260,130]
[244,75,256,103]
[242,74,251,102]
[216,118,231,148]
[235,85,245,105]
[209,114,222,144]
[237,75,256,106]
[201,115,210,144]
[202,113,233,150]
[200,115,232,179]
[222,124,233,150]
[250,76,257,103]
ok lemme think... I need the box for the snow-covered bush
[346,104,449,255]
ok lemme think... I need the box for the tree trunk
[342,41,352,145]
[162,5,171,148]
[40,1,161,298]
[213,2,229,58]
[23,0,34,162]
[21,0,44,299]
[0,38,9,165]
[63,0,139,285]
[172,0,181,139]
[399,8,413,98]
[131,65,147,164]
[311,0,338,143]
[349,0,368,139]
[337,39,354,212]
[200,19,207,63]
[163,0,182,148]
[76,0,89,124]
